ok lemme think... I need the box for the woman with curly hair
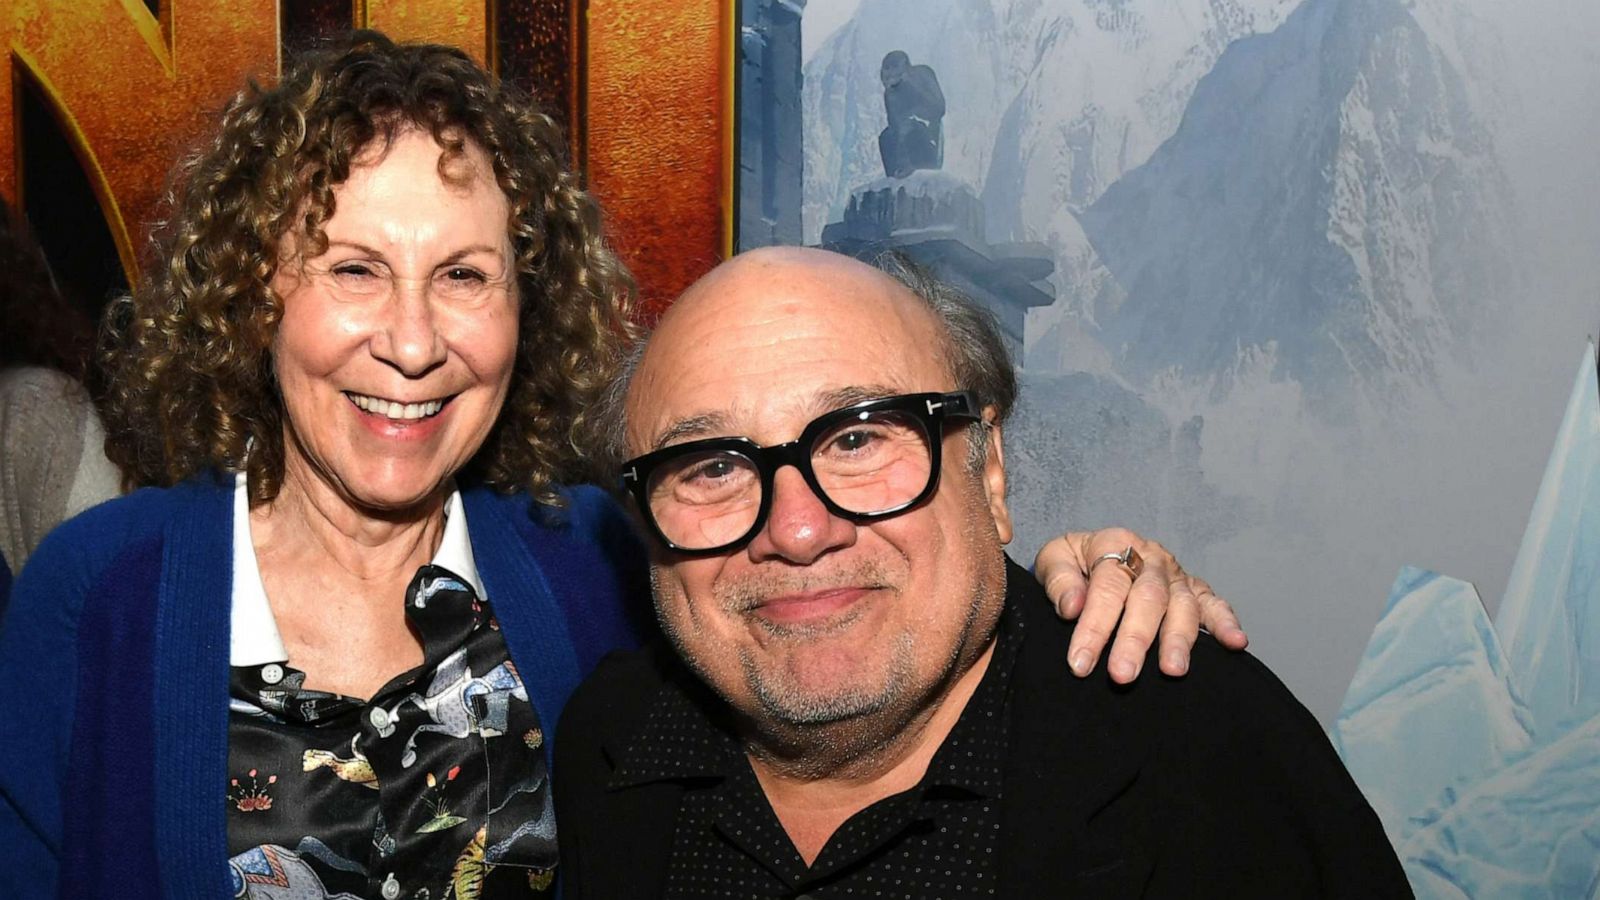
[1,33,645,899]
[0,30,1238,900]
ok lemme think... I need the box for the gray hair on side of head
[594,335,648,486]
[591,248,1018,486]
[866,250,1017,476]
[865,250,1017,422]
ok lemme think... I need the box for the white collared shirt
[228,472,486,666]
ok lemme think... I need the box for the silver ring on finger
[1089,546,1144,581]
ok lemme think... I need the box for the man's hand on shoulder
[1033,528,1248,683]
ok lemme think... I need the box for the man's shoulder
[1003,572,1410,895]
[560,642,685,750]
[554,642,695,898]
[1006,571,1341,797]
[1010,571,1309,731]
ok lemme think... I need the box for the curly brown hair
[101,30,637,505]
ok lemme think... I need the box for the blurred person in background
[0,198,120,609]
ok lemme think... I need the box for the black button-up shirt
[609,607,1023,899]
[226,565,557,899]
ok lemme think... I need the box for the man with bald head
[555,248,1408,898]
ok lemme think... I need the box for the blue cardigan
[0,473,646,899]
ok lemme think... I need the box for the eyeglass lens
[644,409,936,550]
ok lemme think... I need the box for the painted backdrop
[745,0,1599,732]
[735,0,1600,894]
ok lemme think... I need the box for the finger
[1154,574,1202,676]
[1083,528,1179,583]
[1065,528,1153,678]
[1194,578,1249,650]
[1034,532,1094,620]
[1064,559,1127,678]
[1102,555,1175,684]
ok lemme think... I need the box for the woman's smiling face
[270,128,520,513]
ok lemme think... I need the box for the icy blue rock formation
[1333,343,1600,897]
[1402,713,1600,900]
[1330,568,1533,844]
[1494,341,1600,737]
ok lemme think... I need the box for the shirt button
[368,707,390,730]
[260,664,284,685]
[380,873,401,899]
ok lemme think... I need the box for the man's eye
[685,457,739,482]
[829,429,880,454]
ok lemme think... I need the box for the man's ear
[982,409,1012,544]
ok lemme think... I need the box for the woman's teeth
[348,393,445,420]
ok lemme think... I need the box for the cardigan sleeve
[0,517,95,897]
[0,488,171,900]
[564,485,654,643]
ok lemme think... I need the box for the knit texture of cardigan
[0,473,647,899]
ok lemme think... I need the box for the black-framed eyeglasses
[620,391,982,555]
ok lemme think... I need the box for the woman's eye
[443,267,486,283]
[332,263,376,278]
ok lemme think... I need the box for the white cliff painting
[759,0,1600,735]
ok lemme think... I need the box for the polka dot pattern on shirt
[611,609,1024,899]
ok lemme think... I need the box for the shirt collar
[228,472,486,666]
[230,472,285,666]
[433,489,487,601]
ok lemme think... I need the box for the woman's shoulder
[26,477,228,584]
[462,482,631,539]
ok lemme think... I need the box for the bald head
[595,247,1016,476]
[626,247,951,456]
[670,246,899,314]
[647,246,930,379]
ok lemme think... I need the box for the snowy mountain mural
[796,0,1600,732]
[1082,0,1514,405]
[878,0,1523,412]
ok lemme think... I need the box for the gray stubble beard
[648,472,1008,780]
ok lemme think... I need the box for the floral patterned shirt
[225,564,557,900]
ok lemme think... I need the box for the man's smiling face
[623,248,1013,737]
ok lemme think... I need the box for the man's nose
[372,280,448,377]
[746,466,856,565]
